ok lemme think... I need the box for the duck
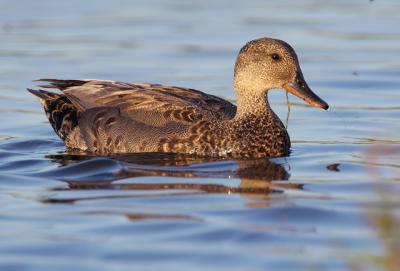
[28,37,328,158]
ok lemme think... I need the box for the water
[1,0,400,270]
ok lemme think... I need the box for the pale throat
[234,90,274,119]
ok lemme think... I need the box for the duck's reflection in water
[45,153,302,203]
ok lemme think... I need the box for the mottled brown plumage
[28,38,328,158]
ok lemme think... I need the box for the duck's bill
[282,74,329,110]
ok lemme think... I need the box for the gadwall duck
[28,37,328,158]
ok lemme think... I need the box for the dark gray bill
[282,72,329,110]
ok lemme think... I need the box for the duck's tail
[28,88,80,140]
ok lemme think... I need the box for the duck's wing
[36,79,236,127]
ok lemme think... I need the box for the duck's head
[234,38,328,110]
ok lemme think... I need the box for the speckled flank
[28,37,325,158]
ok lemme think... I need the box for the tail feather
[28,88,80,140]
[27,88,61,106]
[34,79,88,91]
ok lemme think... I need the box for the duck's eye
[271,53,281,61]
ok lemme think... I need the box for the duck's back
[29,79,236,153]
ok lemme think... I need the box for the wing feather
[35,79,236,127]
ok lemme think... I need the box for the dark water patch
[32,157,123,181]
[0,158,50,172]
[0,138,63,152]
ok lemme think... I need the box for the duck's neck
[234,92,274,120]
[227,91,290,157]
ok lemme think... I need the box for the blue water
[1,1,400,270]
